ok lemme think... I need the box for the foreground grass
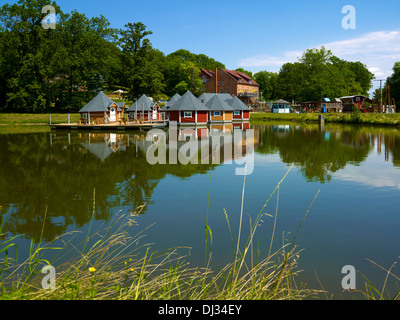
[250,112,400,126]
[0,169,322,300]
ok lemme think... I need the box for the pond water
[1,122,400,298]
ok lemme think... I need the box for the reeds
[0,168,322,300]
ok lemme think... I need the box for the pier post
[319,115,325,125]
[50,114,52,125]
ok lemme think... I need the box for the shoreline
[249,112,400,127]
[0,112,400,129]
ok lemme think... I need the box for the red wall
[197,111,208,123]
[233,112,242,119]
[169,111,208,123]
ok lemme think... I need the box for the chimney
[215,67,218,94]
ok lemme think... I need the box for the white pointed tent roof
[79,92,117,113]
[167,91,209,111]
[205,94,234,111]
[228,96,251,111]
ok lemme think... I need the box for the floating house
[205,94,234,123]
[165,93,181,110]
[229,96,251,121]
[272,99,291,113]
[79,91,124,124]
[167,91,209,125]
[126,94,162,122]
[198,93,233,104]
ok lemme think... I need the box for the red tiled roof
[222,69,259,86]
[199,68,215,78]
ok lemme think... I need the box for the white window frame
[184,111,193,118]
[234,111,241,116]
[214,111,221,117]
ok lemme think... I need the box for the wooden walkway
[51,121,168,131]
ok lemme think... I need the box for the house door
[153,108,158,120]
[109,107,116,122]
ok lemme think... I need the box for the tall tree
[50,11,119,111]
[119,22,164,100]
[386,62,400,109]
[254,71,279,101]
[0,0,61,112]
[276,46,374,102]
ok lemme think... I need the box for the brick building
[200,68,260,105]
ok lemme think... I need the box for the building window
[222,80,225,85]
[234,111,240,116]
[226,89,230,94]
[219,89,223,93]
[184,112,193,118]
[218,81,220,85]
[214,111,221,117]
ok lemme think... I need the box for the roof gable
[221,69,259,86]
[198,93,233,104]
[229,96,250,111]
[126,94,156,112]
[79,92,116,113]
[165,93,182,108]
[205,95,234,111]
[168,91,209,111]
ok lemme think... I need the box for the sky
[7,0,400,95]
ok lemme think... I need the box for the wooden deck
[51,121,168,131]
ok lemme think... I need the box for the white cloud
[323,30,400,80]
[238,30,400,82]
[238,51,301,72]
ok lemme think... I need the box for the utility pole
[374,79,385,113]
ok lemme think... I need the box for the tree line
[0,0,225,112]
[0,0,398,113]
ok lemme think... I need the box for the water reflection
[1,123,400,243]
[0,125,254,243]
[256,124,400,183]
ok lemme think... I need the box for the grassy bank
[250,112,400,126]
[1,112,400,128]
[0,113,80,126]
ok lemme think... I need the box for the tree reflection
[0,131,218,242]
[0,126,254,243]
[255,123,400,183]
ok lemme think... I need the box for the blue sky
[7,0,400,94]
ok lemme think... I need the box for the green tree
[277,62,306,102]
[276,46,374,102]
[119,22,165,100]
[386,62,400,109]
[254,71,279,101]
[0,0,62,112]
